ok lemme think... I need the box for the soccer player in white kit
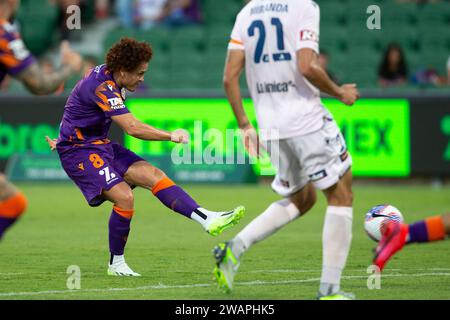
[213,0,359,299]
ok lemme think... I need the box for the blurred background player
[0,0,82,241]
[374,212,450,271]
[49,37,245,276]
[213,0,359,299]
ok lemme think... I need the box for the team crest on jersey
[78,163,84,171]
[121,88,126,100]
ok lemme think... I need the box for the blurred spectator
[378,43,408,87]
[116,0,134,28]
[318,50,338,84]
[410,67,442,87]
[96,0,110,19]
[134,0,167,30]
[410,56,449,87]
[157,0,202,27]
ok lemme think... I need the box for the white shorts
[267,118,352,197]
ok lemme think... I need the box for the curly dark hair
[106,37,153,73]
[378,43,408,80]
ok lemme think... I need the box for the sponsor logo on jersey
[308,169,327,182]
[300,30,318,42]
[99,166,118,184]
[108,97,125,110]
[256,81,295,94]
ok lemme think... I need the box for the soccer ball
[364,205,404,242]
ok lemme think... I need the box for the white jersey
[229,0,328,140]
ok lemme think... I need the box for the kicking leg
[231,183,316,259]
[102,182,140,276]
[374,212,450,271]
[214,183,316,292]
[124,161,245,236]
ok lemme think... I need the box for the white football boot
[107,255,141,277]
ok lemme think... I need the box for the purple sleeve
[0,29,36,76]
[7,55,35,76]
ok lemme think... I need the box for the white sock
[110,254,125,266]
[232,199,300,258]
[320,206,353,294]
[190,207,210,226]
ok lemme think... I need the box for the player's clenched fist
[171,129,190,144]
[338,83,360,106]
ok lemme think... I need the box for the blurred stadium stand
[4,0,450,95]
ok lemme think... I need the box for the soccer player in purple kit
[0,0,82,242]
[51,37,245,276]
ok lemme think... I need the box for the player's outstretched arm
[297,48,359,106]
[16,41,83,95]
[112,113,189,144]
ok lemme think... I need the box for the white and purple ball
[364,205,404,242]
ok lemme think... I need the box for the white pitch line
[1,272,450,297]
[244,268,450,274]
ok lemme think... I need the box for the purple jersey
[0,19,36,84]
[57,64,130,150]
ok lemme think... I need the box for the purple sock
[407,221,428,243]
[0,217,17,240]
[154,185,200,218]
[109,210,131,256]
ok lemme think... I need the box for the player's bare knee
[152,167,166,183]
[115,191,134,209]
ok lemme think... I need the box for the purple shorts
[57,142,144,207]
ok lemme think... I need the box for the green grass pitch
[0,182,449,300]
